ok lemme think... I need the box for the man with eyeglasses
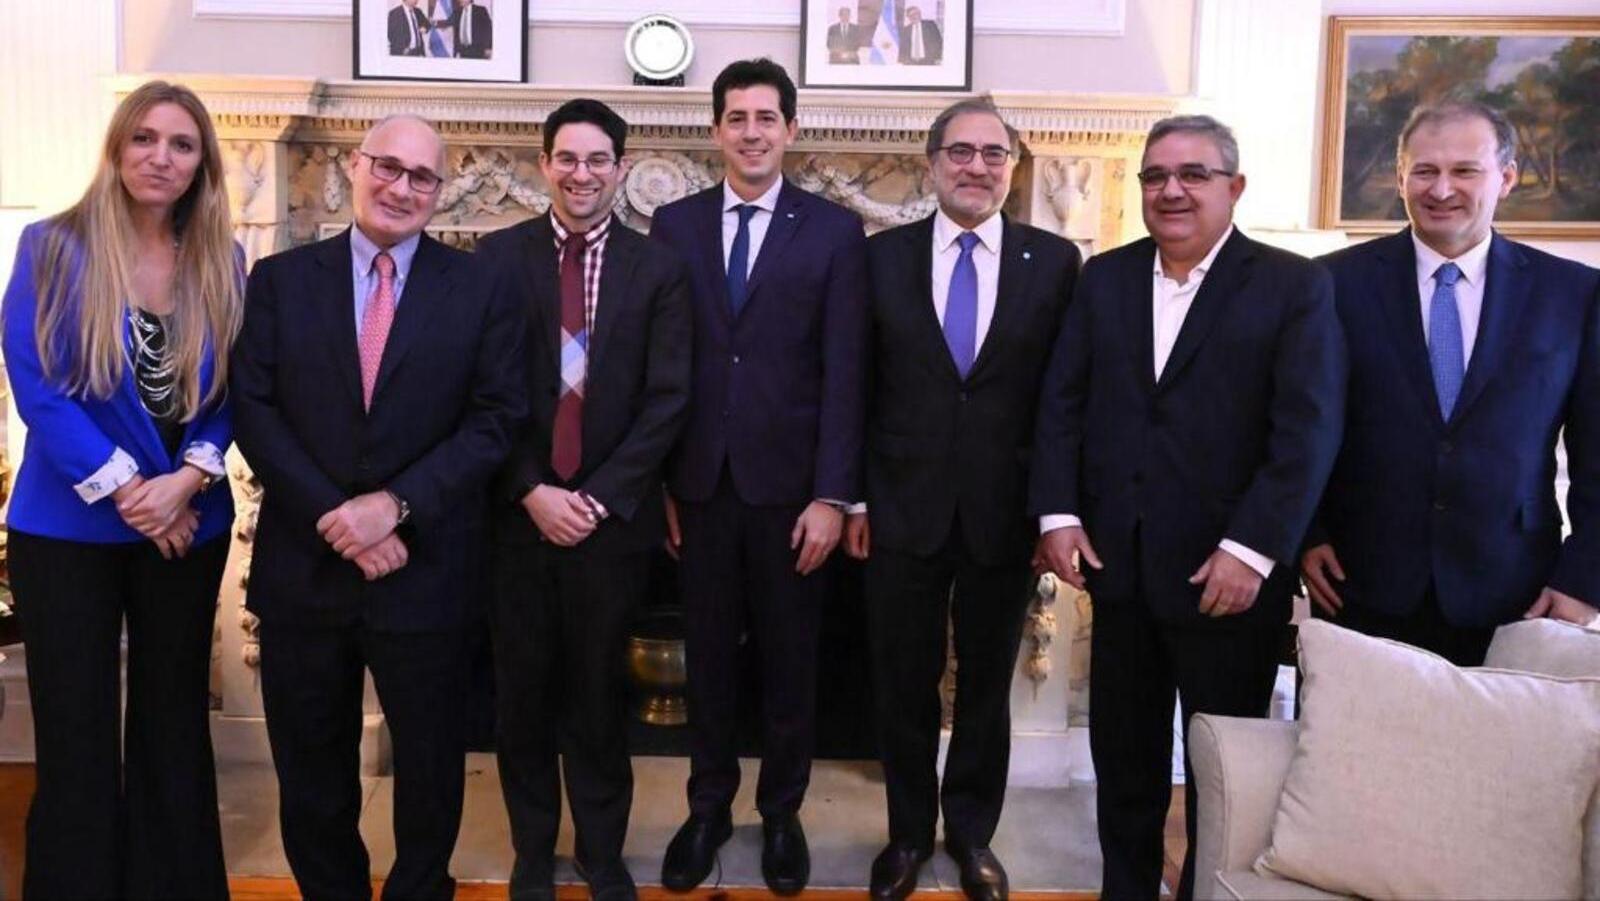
[233,113,525,899]
[842,98,1079,901]
[648,58,868,896]
[1030,114,1345,900]
[1304,101,1600,659]
[474,98,692,901]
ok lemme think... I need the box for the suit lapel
[371,233,451,405]
[1373,230,1445,430]
[742,180,807,310]
[1451,231,1529,424]
[589,220,638,371]
[315,229,364,410]
[1156,229,1251,391]
[904,217,959,381]
[1121,239,1158,395]
[697,189,734,326]
[519,216,563,369]
[968,215,1034,381]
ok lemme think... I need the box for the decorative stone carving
[230,455,265,669]
[1022,575,1059,686]
[624,152,713,220]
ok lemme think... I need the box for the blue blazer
[1,220,236,544]
[1313,229,1600,627]
[649,180,868,506]
[1028,230,1347,626]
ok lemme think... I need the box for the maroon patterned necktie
[551,231,588,480]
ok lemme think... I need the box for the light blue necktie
[944,232,980,378]
[726,204,757,317]
[1428,261,1465,420]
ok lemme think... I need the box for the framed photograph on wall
[1320,16,1600,237]
[799,0,973,90]
[354,0,529,83]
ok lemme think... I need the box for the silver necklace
[130,307,178,418]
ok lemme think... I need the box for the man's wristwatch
[386,490,411,526]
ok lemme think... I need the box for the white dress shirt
[909,22,926,60]
[722,178,784,278]
[932,208,1003,352]
[1413,231,1490,366]
[1040,225,1275,579]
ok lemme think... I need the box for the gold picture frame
[1319,16,1600,238]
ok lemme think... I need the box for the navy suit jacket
[231,229,526,631]
[1029,229,1347,626]
[650,179,868,506]
[863,214,1080,565]
[1313,229,1600,626]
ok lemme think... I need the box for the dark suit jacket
[477,215,692,555]
[898,20,943,64]
[650,180,869,506]
[827,22,861,60]
[1029,229,1347,626]
[448,3,492,58]
[231,229,526,631]
[387,4,428,56]
[1313,229,1600,626]
[864,214,1080,565]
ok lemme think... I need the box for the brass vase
[627,608,687,726]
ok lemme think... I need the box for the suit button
[1440,441,1454,454]
[1434,500,1448,512]
[721,408,730,419]
[1132,471,1144,485]
[732,354,741,364]
[958,391,969,402]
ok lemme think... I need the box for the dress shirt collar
[550,211,613,247]
[351,225,421,280]
[1412,230,1491,288]
[934,208,1003,256]
[723,177,783,215]
[1154,224,1233,284]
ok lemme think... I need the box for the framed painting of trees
[1320,16,1600,237]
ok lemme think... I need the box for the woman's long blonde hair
[31,80,243,422]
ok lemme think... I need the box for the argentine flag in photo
[427,0,455,57]
[869,0,900,65]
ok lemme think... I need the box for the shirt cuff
[846,502,867,515]
[817,497,851,511]
[74,447,140,504]
[182,442,227,479]
[1219,539,1275,579]
[1040,514,1082,535]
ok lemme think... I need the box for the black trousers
[864,532,1034,852]
[1315,589,1495,667]
[1091,586,1284,901]
[259,618,467,901]
[490,540,647,896]
[9,529,230,901]
[678,470,824,820]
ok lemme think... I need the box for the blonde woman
[1,81,242,898]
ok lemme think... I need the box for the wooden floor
[0,764,1188,899]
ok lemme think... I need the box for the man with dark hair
[446,0,492,59]
[387,0,430,56]
[845,98,1079,901]
[650,57,868,896]
[826,6,863,64]
[1031,113,1345,900]
[1303,100,1600,660]
[898,5,943,65]
[476,98,692,901]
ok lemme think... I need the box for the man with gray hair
[1303,100,1600,659]
[233,113,526,899]
[1030,114,1345,899]
[844,97,1080,900]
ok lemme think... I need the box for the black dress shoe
[946,843,1009,901]
[761,814,811,896]
[660,812,732,891]
[869,842,931,900]
[575,857,638,901]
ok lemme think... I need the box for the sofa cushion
[1486,617,1600,678]
[1216,870,1349,900]
[1254,620,1600,900]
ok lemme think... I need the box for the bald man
[232,114,526,900]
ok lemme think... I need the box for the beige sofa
[1188,619,1600,900]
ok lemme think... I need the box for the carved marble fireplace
[101,75,1175,781]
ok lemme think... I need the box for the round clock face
[626,15,693,80]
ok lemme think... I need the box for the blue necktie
[944,232,980,378]
[1428,261,1465,420]
[726,204,757,317]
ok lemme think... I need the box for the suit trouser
[259,618,466,901]
[1090,582,1283,901]
[678,469,823,820]
[1315,587,1495,667]
[490,539,647,896]
[10,530,230,901]
[864,530,1035,852]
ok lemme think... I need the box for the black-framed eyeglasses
[357,150,443,194]
[937,143,1014,167]
[1136,164,1236,190]
[547,153,619,175]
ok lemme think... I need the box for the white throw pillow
[1254,620,1600,900]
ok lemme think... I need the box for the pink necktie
[359,251,396,410]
